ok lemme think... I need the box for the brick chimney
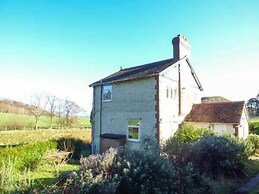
[172,34,191,60]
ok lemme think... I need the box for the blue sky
[0,0,259,113]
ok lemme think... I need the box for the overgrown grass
[251,117,259,123]
[249,117,259,136]
[0,128,91,193]
[0,128,91,146]
[0,112,91,130]
[0,158,81,193]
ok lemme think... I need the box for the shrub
[64,147,212,194]
[187,135,246,178]
[163,124,213,162]
[0,120,25,130]
[250,121,259,135]
[64,148,120,194]
[117,149,211,194]
[57,138,91,160]
[225,134,254,156]
[247,134,259,154]
[171,124,213,145]
[249,122,256,131]
[0,141,57,172]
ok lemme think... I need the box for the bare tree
[56,98,65,129]
[63,99,81,127]
[47,95,58,129]
[25,94,49,130]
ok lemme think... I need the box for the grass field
[0,112,91,130]
[0,128,91,146]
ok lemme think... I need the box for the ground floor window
[127,119,140,141]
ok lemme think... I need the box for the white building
[184,101,249,139]
[89,34,204,154]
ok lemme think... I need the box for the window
[103,85,112,101]
[127,119,140,141]
[166,88,169,98]
[174,88,177,100]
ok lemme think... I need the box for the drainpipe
[99,84,103,138]
[178,63,181,116]
[91,87,95,154]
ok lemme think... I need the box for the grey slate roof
[89,56,203,91]
[184,101,245,124]
[90,58,177,86]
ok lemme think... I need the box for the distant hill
[0,99,31,115]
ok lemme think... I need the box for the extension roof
[184,101,246,124]
[89,56,203,91]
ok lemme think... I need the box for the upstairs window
[103,85,112,101]
[174,88,177,100]
[127,119,140,141]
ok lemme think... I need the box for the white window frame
[102,85,112,102]
[174,88,177,100]
[127,119,140,142]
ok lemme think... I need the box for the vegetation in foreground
[2,124,259,193]
[0,128,91,193]
[61,125,259,194]
[250,117,259,135]
[0,128,91,146]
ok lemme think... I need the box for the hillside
[0,99,30,115]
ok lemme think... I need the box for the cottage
[89,34,203,153]
[184,101,249,139]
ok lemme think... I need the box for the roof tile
[184,101,245,124]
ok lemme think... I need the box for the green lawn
[0,112,91,130]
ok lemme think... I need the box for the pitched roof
[90,58,177,86]
[184,101,245,124]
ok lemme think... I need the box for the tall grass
[0,157,15,193]
[0,157,33,193]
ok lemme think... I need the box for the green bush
[64,148,120,194]
[0,141,57,172]
[188,135,246,178]
[250,121,259,135]
[225,134,254,156]
[0,119,25,130]
[249,122,256,131]
[163,124,213,162]
[64,147,212,194]
[248,134,259,154]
